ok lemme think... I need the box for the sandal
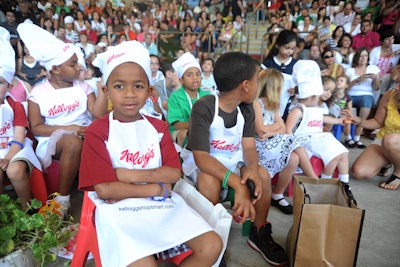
[377,164,393,177]
[379,174,400,190]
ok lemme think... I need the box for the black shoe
[344,139,356,148]
[271,198,293,214]
[247,223,288,266]
[356,141,366,149]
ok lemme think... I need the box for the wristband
[222,170,232,189]
[151,182,169,201]
[8,140,24,150]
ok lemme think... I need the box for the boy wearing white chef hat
[167,52,209,147]
[79,41,223,267]
[286,60,353,193]
[0,26,42,208]
[17,22,107,216]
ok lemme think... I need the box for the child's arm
[193,149,257,221]
[253,101,285,140]
[285,106,303,134]
[323,115,345,125]
[0,126,25,171]
[87,87,108,119]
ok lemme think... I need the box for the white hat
[97,41,107,48]
[64,15,74,24]
[0,27,15,84]
[17,23,75,71]
[172,52,201,78]
[92,41,151,85]
[292,60,323,99]
[70,44,86,70]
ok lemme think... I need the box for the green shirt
[167,86,210,134]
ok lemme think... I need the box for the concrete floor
[50,136,400,267]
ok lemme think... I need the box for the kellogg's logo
[307,120,323,128]
[107,52,125,65]
[120,148,155,168]
[210,140,240,152]
[48,100,80,116]
[0,121,11,135]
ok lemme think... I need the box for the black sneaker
[271,198,293,214]
[247,223,288,266]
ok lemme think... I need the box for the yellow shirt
[377,90,400,138]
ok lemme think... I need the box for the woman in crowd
[345,47,381,148]
[351,68,400,190]
[334,33,354,70]
[321,47,344,78]
[74,10,86,33]
[343,12,361,36]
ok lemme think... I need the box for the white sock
[55,194,70,204]
[272,193,289,206]
[320,172,332,179]
[345,135,352,141]
[353,135,360,142]
[339,174,349,183]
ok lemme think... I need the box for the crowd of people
[0,0,400,266]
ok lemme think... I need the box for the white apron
[91,112,213,267]
[34,84,91,168]
[294,104,348,165]
[181,95,244,180]
[0,97,42,171]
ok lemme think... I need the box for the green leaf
[0,226,17,241]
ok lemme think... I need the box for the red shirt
[79,114,181,191]
[351,31,380,51]
[80,29,98,44]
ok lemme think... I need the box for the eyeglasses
[324,54,334,59]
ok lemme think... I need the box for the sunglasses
[324,54,334,59]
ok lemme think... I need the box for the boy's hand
[240,167,262,203]
[232,183,256,224]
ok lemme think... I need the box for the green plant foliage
[0,194,75,267]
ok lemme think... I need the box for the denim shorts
[351,95,374,109]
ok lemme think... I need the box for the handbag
[286,176,365,267]
[173,178,232,267]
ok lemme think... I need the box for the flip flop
[378,164,393,177]
[379,174,400,190]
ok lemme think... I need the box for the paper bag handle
[299,181,311,204]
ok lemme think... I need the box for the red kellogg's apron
[91,112,213,267]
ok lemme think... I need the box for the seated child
[334,75,354,147]
[167,52,210,146]
[181,52,288,266]
[201,57,217,93]
[285,60,353,193]
[17,23,108,215]
[254,69,317,215]
[79,41,222,267]
[0,27,42,208]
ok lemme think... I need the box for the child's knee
[6,161,28,181]
[60,134,83,154]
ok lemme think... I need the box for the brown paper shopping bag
[287,176,365,267]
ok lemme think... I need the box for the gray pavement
[53,136,400,267]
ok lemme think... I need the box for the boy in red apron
[0,27,42,208]
[181,52,288,267]
[79,41,222,267]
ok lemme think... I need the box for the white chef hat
[69,44,86,70]
[172,52,201,78]
[92,40,151,85]
[292,60,323,99]
[17,23,75,71]
[0,27,15,84]
[64,15,74,24]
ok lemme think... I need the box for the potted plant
[0,193,76,267]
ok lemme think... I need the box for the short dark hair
[159,61,174,75]
[214,52,259,92]
[203,58,215,67]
